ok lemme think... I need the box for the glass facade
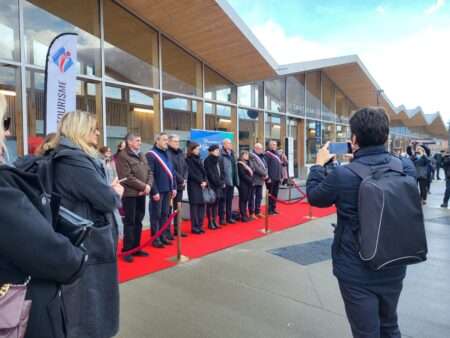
[2,0,445,175]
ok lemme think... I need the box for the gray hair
[168,134,179,141]
[125,132,139,142]
[223,138,232,145]
[154,132,168,142]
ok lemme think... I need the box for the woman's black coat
[186,154,207,205]
[203,154,224,199]
[238,161,253,201]
[0,165,86,338]
[52,138,120,338]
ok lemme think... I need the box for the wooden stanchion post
[303,203,318,220]
[169,201,189,263]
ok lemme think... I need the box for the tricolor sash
[238,161,254,176]
[265,150,283,164]
[148,150,174,185]
[252,151,267,169]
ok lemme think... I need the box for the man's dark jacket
[167,146,188,191]
[219,148,239,187]
[0,165,86,338]
[306,145,416,285]
[116,147,153,197]
[146,146,176,195]
[265,150,283,182]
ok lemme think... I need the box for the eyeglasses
[3,117,10,131]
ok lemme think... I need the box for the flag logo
[52,47,74,73]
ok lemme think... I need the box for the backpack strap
[346,161,372,179]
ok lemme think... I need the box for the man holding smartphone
[116,133,154,263]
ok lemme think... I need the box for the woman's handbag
[202,187,216,205]
[0,278,32,338]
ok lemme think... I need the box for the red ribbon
[118,211,178,257]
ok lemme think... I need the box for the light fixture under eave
[218,118,231,124]
[0,89,16,96]
[272,125,281,129]
[133,107,154,114]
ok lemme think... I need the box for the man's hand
[201,181,207,188]
[172,190,177,198]
[144,184,151,195]
[152,193,161,201]
[316,142,335,167]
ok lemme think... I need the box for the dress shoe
[122,255,134,263]
[166,234,175,241]
[273,210,280,214]
[212,220,221,229]
[161,238,172,246]
[174,231,188,238]
[241,216,250,223]
[200,229,206,234]
[132,250,149,257]
[249,215,257,221]
[255,214,264,219]
[192,229,202,234]
[208,223,216,230]
[152,241,165,249]
[441,203,448,208]
[227,219,236,224]
[219,219,227,226]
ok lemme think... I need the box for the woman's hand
[316,142,335,167]
[111,178,124,198]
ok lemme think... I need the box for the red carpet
[118,202,335,283]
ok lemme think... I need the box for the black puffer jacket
[0,165,86,338]
[204,154,225,199]
[186,154,207,205]
[52,138,120,338]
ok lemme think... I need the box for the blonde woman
[50,111,123,338]
[0,95,87,338]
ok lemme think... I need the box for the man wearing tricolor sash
[265,140,283,215]
[146,133,177,248]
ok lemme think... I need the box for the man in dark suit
[167,134,188,237]
[146,133,177,248]
[219,138,239,224]
[265,140,283,215]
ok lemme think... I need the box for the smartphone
[329,142,352,155]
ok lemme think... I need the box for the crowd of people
[113,133,288,262]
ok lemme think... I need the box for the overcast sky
[228,0,450,122]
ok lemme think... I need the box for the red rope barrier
[268,180,307,205]
[118,211,178,257]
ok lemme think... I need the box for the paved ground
[118,180,450,338]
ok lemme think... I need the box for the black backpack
[347,157,428,271]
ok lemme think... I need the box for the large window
[322,74,336,122]
[306,120,321,163]
[162,37,202,97]
[163,95,199,148]
[0,0,19,61]
[104,0,159,88]
[265,113,284,146]
[336,89,356,124]
[306,71,321,119]
[322,123,336,144]
[1,64,22,160]
[264,78,285,113]
[286,74,305,116]
[106,85,158,153]
[27,69,101,137]
[205,103,233,132]
[23,0,101,76]
[238,108,261,152]
[204,66,236,103]
[287,118,299,177]
[238,82,263,109]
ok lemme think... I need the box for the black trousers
[122,195,146,252]
[190,204,205,231]
[206,200,218,223]
[219,185,234,221]
[436,165,441,179]
[249,185,263,215]
[267,180,280,212]
[150,191,171,243]
[418,178,428,201]
[443,179,450,204]
[172,189,183,233]
[338,280,403,338]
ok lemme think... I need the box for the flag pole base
[259,229,272,234]
[168,255,190,263]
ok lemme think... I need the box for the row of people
[114,133,287,262]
